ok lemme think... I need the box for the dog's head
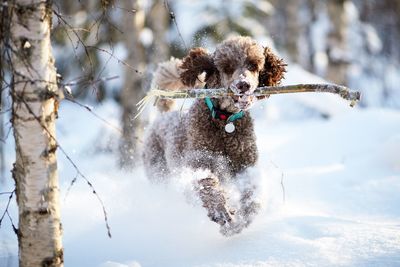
[180,36,286,113]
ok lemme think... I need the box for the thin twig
[52,6,86,72]
[15,94,112,238]
[64,171,78,202]
[164,0,187,51]
[114,5,137,14]
[0,190,15,228]
[64,75,140,139]
[86,46,142,74]
[64,96,123,135]
[65,27,91,33]
[97,44,115,81]
[63,96,143,143]
[53,9,95,75]
[0,191,14,196]
[0,107,11,115]
[6,209,18,235]
[63,75,119,87]
[0,124,12,143]
[269,160,286,204]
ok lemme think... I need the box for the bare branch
[137,84,361,115]
[63,171,78,202]
[6,209,18,235]
[53,9,95,75]
[96,44,115,82]
[0,123,12,144]
[63,75,119,88]
[164,0,187,51]
[114,5,137,14]
[10,73,124,138]
[269,160,286,204]
[64,96,123,136]
[86,46,142,74]
[13,92,112,238]
[0,191,14,196]
[151,84,360,102]
[0,189,16,233]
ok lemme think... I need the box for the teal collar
[204,97,244,122]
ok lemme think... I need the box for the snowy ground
[1,65,400,267]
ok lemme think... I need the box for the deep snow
[1,65,400,267]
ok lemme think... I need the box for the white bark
[119,0,146,166]
[10,0,63,266]
[284,0,302,63]
[326,0,350,85]
[148,0,169,62]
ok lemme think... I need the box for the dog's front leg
[196,175,234,229]
[217,173,262,236]
[237,186,261,228]
[233,174,262,230]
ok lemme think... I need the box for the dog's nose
[236,81,250,93]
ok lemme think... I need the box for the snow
[1,66,400,267]
[139,28,154,48]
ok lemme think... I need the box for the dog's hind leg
[143,132,170,182]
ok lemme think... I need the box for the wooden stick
[136,84,361,117]
[155,84,360,104]
[254,84,361,106]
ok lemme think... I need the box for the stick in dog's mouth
[135,84,361,118]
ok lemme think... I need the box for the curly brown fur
[144,36,286,235]
[196,177,234,226]
[180,47,219,87]
[258,47,287,87]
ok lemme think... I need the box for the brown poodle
[143,36,286,236]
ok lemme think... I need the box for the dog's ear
[180,48,218,87]
[258,47,287,87]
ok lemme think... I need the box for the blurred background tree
[119,0,169,167]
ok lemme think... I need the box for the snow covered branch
[136,84,361,116]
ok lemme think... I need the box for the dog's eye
[223,66,234,75]
[247,62,258,72]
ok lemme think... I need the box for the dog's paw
[209,204,234,226]
[197,177,235,226]
[219,200,261,236]
[239,200,261,220]
[219,220,246,236]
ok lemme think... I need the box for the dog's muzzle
[230,79,256,110]
[232,94,256,110]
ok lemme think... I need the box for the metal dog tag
[225,122,235,133]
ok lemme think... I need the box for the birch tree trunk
[283,0,302,63]
[10,0,63,266]
[326,0,350,85]
[119,0,146,167]
[148,0,169,63]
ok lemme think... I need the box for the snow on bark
[10,0,63,266]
